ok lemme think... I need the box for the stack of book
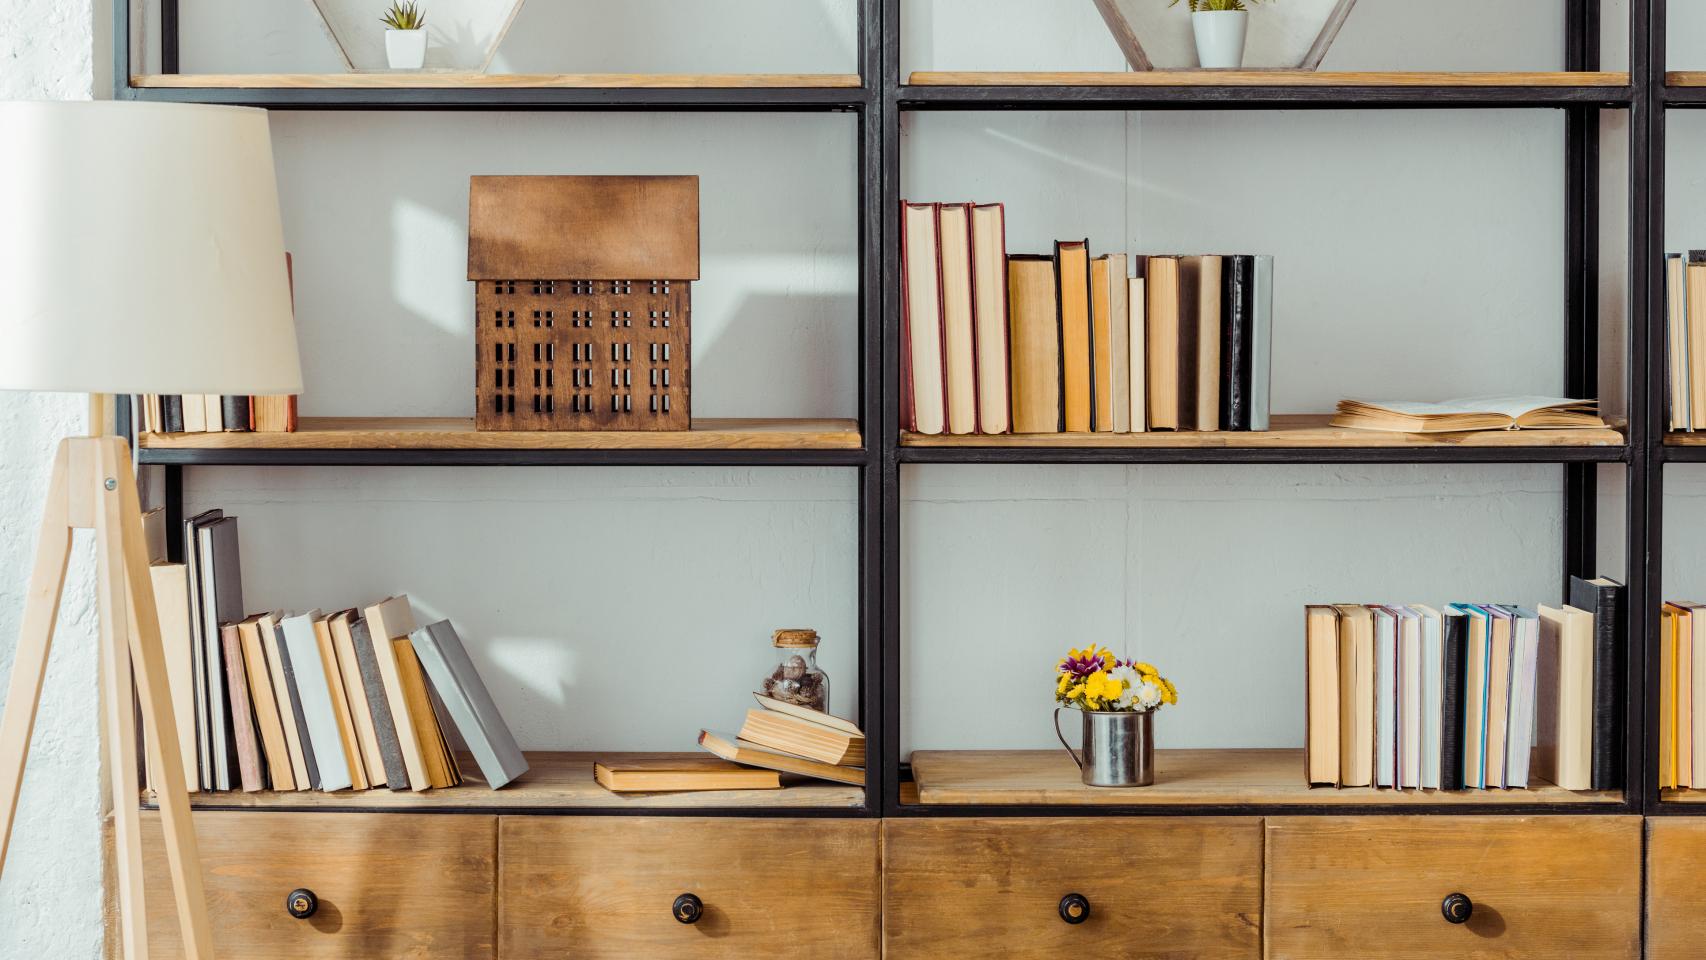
[900,200,1273,436]
[1668,251,1706,431]
[147,519,525,795]
[1660,600,1706,789]
[1303,577,1624,793]
[592,696,866,793]
[131,393,298,434]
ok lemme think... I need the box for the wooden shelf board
[1665,432,1706,446]
[902,414,1624,449]
[1660,789,1706,802]
[153,751,863,811]
[1668,73,1706,87]
[138,417,862,451]
[132,73,863,90]
[909,749,1619,807]
[908,70,1630,88]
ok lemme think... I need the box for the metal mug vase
[1054,707,1155,787]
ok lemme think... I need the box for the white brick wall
[0,1,109,956]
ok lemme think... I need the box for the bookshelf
[109,0,1650,819]
[99,0,1706,954]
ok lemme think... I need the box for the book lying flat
[752,694,864,737]
[698,730,865,786]
[738,708,865,767]
[1331,396,1606,433]
[593,756,780,793]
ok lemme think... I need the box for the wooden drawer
[498,816,880,959]
[1264,815,1639,960]
[130,810,496,959]
[882,817,1263,959]
[1645,818,1706,959]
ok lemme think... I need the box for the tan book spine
[1106,254,1130,434]
[1145,257,1181,430]
[1128,277,1146,432]
[238,618,295,791]
[148,563,200,794]
[330,612,388,786]
[365,597,431,791]
[394,638,457,788]
[1670,256,1689,430]
[1057,240,1093,432]
[1691,263,1706,428]
[314,617,369,790]
[1195,255,1223,431]
[257,615,311,790]
[1089,255,1115,432]
[1007,256,1061,434]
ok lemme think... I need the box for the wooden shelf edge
[909,749,1621,807]
[1668,72,1706,87]
[149,751,865,811]
[132,73,864,90]
[902,415,1624,450]
[907,70,1630,88]
[137,417,863,452]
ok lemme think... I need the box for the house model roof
[468,175,700,281]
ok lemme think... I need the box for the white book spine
[1375,612,1396,788]
[1127,277,1146,432]
[1420,609,1443,790]
[281,613,353,792]
[1400,614,1422,790]
[1505,614,1541,788]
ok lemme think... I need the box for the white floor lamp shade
[0,101,302,397]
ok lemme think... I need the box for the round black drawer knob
[1441,892,1473,925]
[673,893,704,925]
[1059,893,1091,925]
[286,888,318,920]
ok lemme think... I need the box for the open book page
[1334,396,1603,432]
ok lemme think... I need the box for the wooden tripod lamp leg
[94,471,148,960]
[0,442,74,873]
[99,438,216,960]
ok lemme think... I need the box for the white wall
[0,2,109,956]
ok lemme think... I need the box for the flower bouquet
[1053,646,1177,787]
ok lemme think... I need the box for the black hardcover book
[1440,607,1468,791]
[161,395,184,434]
[1570,576,1626,790]
[1219,255,1254,431]
[221,395,252,432]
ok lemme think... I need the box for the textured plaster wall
[0,1,107,957]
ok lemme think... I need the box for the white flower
[1134,681,1162,710]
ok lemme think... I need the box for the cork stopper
[772,628,820,648]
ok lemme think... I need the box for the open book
[1331,396,1606,434]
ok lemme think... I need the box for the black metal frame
[114,0,1677,820]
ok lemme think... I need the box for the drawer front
[1646,819,1706,959]
[132,811,496,959]
[499,816,880,959]
[1264,815,1639,960]
[882,818,1262,959]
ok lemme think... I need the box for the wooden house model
[468,174,699,430]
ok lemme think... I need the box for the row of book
[1668,252,1706,432]
[1303,576,1625,792]
[146,508,523,794]
[131,393,298,434]
[900,200,1274,436]
[1660,600,1706,788]
[592,699,867,792]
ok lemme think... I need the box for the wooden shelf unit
[908,70,1630,88]
[151,752,865,812]
[137,417,861,452]
[131,72,863,89]
[908,750,1620,809]
[903,415,1625,453]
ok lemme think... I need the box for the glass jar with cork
[759,628,829,712]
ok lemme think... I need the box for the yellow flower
[1158,677,1178,705]
[1134,661,1158,677]
[1056,674,1072,695]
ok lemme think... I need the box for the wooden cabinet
[498,816,881,959]
[881,818,1263,959]
[1645,819,1706,959]
[1263,816,1640,960]
[131,810,497,959]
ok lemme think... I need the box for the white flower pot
[384,28,427,69]
[1191,10,1249,69]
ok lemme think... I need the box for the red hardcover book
[222,623,268,792]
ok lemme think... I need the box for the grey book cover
[1249,255,1275,432]
[280,611,352,792]
[273,620,321,790]
[410,620,528,789]
[197,517,243,791]
[349,617,412,792]
[183,509,222,791]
